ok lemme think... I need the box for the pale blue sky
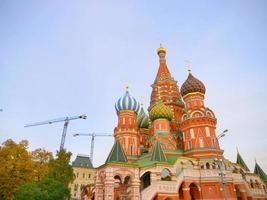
[0,0,267,170]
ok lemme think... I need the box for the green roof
[151,140,167,162]
[106,140,128,163]
[236,151,250,172]
[254,162,267,182]
[72,155,93,168]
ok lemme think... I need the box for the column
[182,187,190,200]
[240,189,248,200]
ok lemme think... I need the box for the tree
[0,139,34,200]
[13,182,45,200]
[47,149,74,186]
[14,177,69,200]
[31,148,52,181]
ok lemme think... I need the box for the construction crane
[73,133,113,163]
[25,114,87,150]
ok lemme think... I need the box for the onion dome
[180,72,206,97]
[137,107,149,129]
[115,90,140,113]
[149,101,173,121]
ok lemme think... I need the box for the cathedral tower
[114,88,141,157]
[149,101,177,151]
[180,71,223,158]
[149,45,184,122]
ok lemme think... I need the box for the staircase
[141,171,184,200]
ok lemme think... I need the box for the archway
[235,185,242,200]
[114,175,122,200]
[189,183,200,200]
[178,184,184,200]
[140,171,151,191]
[161,168,171,181]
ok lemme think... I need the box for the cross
[125,81,129,91]
[185,60,192,73]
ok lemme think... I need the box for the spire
[106,140,128,163]
[236,150,250,172]
[254,161,267,182]
[151,140,167,162]
[155,44,172,83]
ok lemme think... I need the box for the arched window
[206,162,210,169]
[124,176,131,185]
[114,175,122,188]
[250,179,254,188]
[140,171,151,190]
[161,168,171,181]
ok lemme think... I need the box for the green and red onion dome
[149,101,173,121]
[180,73,206,97]
[137,107,149,129]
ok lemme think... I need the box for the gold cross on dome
[185,60,192,73]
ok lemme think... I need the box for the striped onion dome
[137,107,149,129]
[180,72,206,97]
[149,101,173,121]
[115,90,140,113]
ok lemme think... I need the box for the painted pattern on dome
[181,73,206,97]
[149,101,173,121]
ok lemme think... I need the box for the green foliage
[13,182,44,200]
[14,177,69,200]
[47,149,74,186]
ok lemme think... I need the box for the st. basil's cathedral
[94,46,267,200]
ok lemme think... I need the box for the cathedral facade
[95,46,267,200]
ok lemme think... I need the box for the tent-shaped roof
[106,140,128,163]
[151,140,167,162]
[254,162,267,182]
[236,151,250,172]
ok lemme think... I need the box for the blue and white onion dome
[115,90,140,113]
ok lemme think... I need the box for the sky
[0,0,267,170]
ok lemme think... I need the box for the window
[122,117,125,125]
[205,127,210,137]
[188,140,192,149]
[199,138,204,148]
[76,173,79,178]
[74,184,78,191]
[206,162,210,169]
[190,128,195,139]
[83,173,85,178]
[88,174,91,178]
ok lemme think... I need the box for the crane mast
[73,133,113,164]
[25,114,87,150]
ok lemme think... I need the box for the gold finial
[125,81,129,91]
[185,60,192,73]
[157,43,166,54]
